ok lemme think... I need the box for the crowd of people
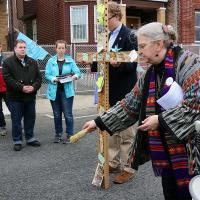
[1,39,80,151]
[0,1,199,199]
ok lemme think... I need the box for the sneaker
[113,170,135,184]
[13,144,22,151]
[53,137,61,143]
[62,136,70,144]
[109,165,121,173]
[0,127,7,136]
[26,140,41,147]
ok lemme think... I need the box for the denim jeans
[0,92,9,127]
[50,88,74,137]
[9,99,36,144]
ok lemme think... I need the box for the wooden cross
[76,1,138,190]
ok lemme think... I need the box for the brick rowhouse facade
[13,0,200,45]
[0,0,8,50]
[36,0,167,44]
[36,0,96,44]
[178,0,200,44]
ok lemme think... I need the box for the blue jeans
[9,99,36,144]
[50,88,74,137]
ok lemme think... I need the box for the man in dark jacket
[91,2,138,184]
[3,39,42,151]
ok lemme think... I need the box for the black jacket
[0,53,5,66]
[2,54,42,101]
[91,24,137,106]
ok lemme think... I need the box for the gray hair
[136,22,177,47]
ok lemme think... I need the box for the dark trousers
[9,99,36,144]
[162,175,192,200]
[0,92,9,127]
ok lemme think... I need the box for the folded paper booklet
[157,81,184,110]
[56,75,73,84]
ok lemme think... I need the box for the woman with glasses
[83,22,200,200]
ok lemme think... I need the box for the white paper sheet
[59,76,73,84]
[157,81,184,110]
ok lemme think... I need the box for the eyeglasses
[108,15,116,20]
[138,42,153,50]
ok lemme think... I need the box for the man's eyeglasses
[108,15,116,20]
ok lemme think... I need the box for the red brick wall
[16,0,24,19]
[0,1,8,50]
[13,0,24,33]
[54,0,65,42]
[37,0,96,45]
[178,0,194,44]
[193,0,200,43]
[165,0,200,44]
[37,0,61,44]
[178,0,200,44]
[24,0,37,17]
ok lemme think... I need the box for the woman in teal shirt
[45,40,81,143]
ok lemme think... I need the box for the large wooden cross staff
[94,0,110,189]
[75,1,137,189]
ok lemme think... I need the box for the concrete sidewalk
[3,94,96,115]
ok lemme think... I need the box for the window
[94,5,97,42]
[70,5,88,43]
[195,11,200,42]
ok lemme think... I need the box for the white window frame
[94,5,97,42]
[194,10,200,43]
[70,5,88,43]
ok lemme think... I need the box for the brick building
[178,0,200,44]
[8,0,200,45]
[0,0,8,50]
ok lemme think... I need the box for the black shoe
[13,144,22,151]
[27,140,41,147]
[53,137,61,143]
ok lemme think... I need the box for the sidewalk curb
[3,94,96,115]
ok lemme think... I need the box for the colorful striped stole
[147,48,192,194]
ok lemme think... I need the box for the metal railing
[3,43,200,97]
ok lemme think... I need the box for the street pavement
[0,94,164,200]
